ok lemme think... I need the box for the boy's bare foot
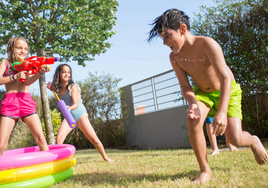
[250,136,268,165]
[209,150,219,156]
[193,171,211,184]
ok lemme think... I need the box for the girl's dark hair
[51,64,75,92]
[147,9,190,42]
[7,36,29,63]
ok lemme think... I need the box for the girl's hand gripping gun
[12,56,59,82]
[48,83,77,129]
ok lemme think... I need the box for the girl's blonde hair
[7,36,29,63]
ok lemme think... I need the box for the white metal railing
[131,70,187,116]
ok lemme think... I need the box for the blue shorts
[205,117,213,124]
[71,100,87,122]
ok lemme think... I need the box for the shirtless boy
[148,9,267,184]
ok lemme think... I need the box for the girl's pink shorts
[0,92,37,122]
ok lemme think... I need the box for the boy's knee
[187,119,203,132]
[227,135,241,147]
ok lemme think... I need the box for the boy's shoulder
[169,36,219,59]
[194,36,217,46]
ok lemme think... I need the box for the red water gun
[12,56,59,82]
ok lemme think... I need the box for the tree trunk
[37,49,55,145]
[31,6,55,144]
[39,75,55,144]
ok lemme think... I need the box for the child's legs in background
[0,117,16,155]
[188,101,211,177]
[225,117,267,164]
[56,119,72,144]
[23,114,49,151]
[77,113,112,161]
[206,122,219,155]
[226,139,237,151]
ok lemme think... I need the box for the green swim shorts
[192,80,243,120]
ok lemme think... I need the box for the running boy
[148,9,267,184]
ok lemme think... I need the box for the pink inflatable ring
[0,144,76,171]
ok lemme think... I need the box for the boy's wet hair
[148,9,190,42]
[7,36,29,63]
[51,64,75,92]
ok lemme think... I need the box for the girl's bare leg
[188,101,211,184]
[24,114,49,151]
[0,117,15,155]
[206,123,219,156]
[56,119,72,144]
[225,117,267,165]
[77,114,113,162]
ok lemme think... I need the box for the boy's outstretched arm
[170,53,200,119]
[204,38,234,136]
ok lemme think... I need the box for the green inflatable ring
[0,167,74,188]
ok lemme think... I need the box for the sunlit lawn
[49,141,268,188]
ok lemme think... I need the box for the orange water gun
[11,56,59,82]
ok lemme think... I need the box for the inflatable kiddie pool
[0,144,76,187]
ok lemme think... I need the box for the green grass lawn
[49,141,268,188]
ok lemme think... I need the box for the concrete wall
[121,85,191,150]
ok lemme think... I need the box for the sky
[0,0,217,95]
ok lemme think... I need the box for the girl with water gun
[0,36,51,155]
[48,64,113,162]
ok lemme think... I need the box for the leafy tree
[0,0,118,144]
[192,0,268,137]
